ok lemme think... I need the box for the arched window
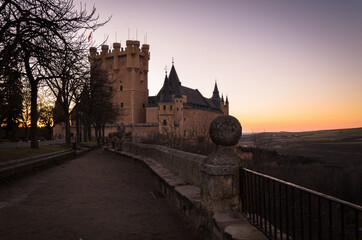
[163,105,166,110]
[170,105,173,110]
[120,85,123,91]
[163,119,167,126]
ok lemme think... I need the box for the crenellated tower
[89,40,150,125]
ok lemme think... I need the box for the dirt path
[0,148,210,240]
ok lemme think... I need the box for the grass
[0,145,71,163]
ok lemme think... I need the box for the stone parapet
[108,148,203,226]
[122,142,205,187]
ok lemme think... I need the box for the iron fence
[240,168,362,240]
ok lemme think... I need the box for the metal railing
[240,168,362,240]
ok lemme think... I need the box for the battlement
[89,40,150,58]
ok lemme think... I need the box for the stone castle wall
[89,41,150,125]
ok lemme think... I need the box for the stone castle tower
[89,40,150,124]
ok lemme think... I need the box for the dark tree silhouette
[77,65,120,143]
[0,70,23,140]
[0,0,109,148]
[38,104,54,140]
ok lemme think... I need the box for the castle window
[163,119,167,126]
[163,105,166,110]
[143,103,145,108]
[184,118,186,121]
[177,108,179,111]
[176,100,178,103]
[121,103,124,108]
[120,85,123,91]
[170,105,172,110]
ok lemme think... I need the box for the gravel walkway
[0,148,210,240]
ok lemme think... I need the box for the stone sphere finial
[209,115,242,146]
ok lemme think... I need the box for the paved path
[0,149,210,240]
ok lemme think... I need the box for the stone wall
[122,142,205,187]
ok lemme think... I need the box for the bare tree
[46,51,87,145]
[0,0,109,148]
[185,112,215,154]
[250,131,273,150]
[159,116,183,149]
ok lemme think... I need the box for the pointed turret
[169,64,183,97]
[159,74,173,102]
[211,81,221,107]
[212,81,220,99]
[221,94,224,103]
[226,95,229,104]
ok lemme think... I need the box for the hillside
[240,127,362,164]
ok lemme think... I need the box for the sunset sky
[83,0,362,132]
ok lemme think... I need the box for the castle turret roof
[212,81,220,99]
[212,81,221,107]
[226,95,229,104]
[159,74,173,102]
[169,64,183,97]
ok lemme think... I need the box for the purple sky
[82,0,362,131]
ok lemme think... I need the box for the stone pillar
[201,115,242,228]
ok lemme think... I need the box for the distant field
[239,127,362,164]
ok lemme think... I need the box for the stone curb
[213,213,268,240]
[105,148,203,227]
[0,144,102,182]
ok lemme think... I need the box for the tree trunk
[30,81,39,148]
[24,126,28,141]
[88,124,91,141]
[76,112,80,143]
[94,125,99,141]
[102,124,105,143]
[24,51,39,148]
[47,125,52,140]
[64,109,71,145]
[83,121,88,142]
[65,119,71,145]
[98,127,101,143]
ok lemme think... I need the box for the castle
[55,40,229,140]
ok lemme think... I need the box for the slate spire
[211,80,221,107]
[212,81,220,99]
[159,73,173,102]
[169,63,183,97]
